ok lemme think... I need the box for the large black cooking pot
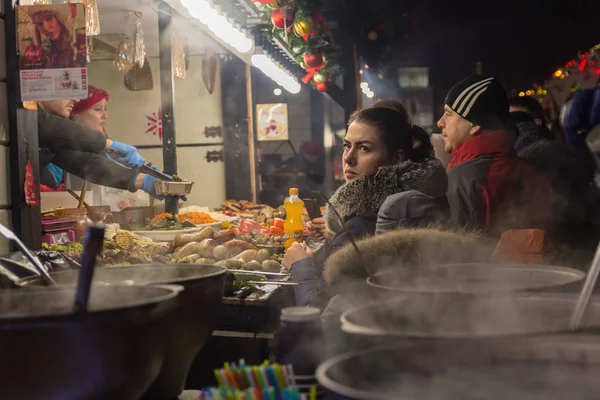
[317,335,600,399]
[19,264,228,400]
[0,285,179,400]
[366,263,585,297]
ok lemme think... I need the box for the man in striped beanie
[438,75,554,236]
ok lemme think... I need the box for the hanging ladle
[73,226,105,313]
[570,124,600,330]
[0,222,56,286]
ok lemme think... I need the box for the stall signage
[17,4,88,101]
[256,103,289,142]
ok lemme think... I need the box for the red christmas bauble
[271,8,294,29]
[303,51,323,68]
[315,82,328,92]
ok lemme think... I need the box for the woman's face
[343,121,395,182]
[36,13,61,40]
[72,99,108,135]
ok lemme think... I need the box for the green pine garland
[259,0,343,89]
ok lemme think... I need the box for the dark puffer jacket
[447,130,555,237]
[291,157,448,308]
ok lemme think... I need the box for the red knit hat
[71,86,109,114]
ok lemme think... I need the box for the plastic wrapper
[172,28,186,80]
[115,39,134,71]
[69,0,100,36]
[133,18,146,68]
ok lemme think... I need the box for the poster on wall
[256,103,289,141]
[17,4,88,101]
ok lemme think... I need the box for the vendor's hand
[307,217,334,243]
[108,140,145,168]
[282,242,313,271]
[134,173,187,202]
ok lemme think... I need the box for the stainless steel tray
[154,181,194,195]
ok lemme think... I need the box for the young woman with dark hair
[282,106,448,309]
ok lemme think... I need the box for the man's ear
[469,124,482,136]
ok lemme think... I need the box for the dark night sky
[343,0,599,92]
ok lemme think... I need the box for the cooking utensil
[77,180,88,208]
[154,181,194,196]
[317,336,600,400]
[366,263,584,298]
[0,222,56,286]
[67,189,90,207]
[573,126,600,329]
[74,226,104,313]
[229,269,289,279]
[19,264,227,400]
[341,293,600,340]
[141,164,175,182]
[0,284,179,400]
[247,280,299,286]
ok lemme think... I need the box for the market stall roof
[94,0,228,59]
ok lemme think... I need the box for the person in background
[37,97,172,200]
[509,95,552,132]
[508,96,554,152]
[561,87,600,157]
[429,126,452,169]
[283,107,447,308]
[438,75,554,236]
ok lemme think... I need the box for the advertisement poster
[256,103,289,141]
[17,4,88,101]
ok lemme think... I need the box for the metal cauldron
[341,293,600,339]
[366,263,585,297]
[317,335,600,399]
[19,264,228,399]
[0,284,179,400]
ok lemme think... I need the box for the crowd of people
[281,74,600,317]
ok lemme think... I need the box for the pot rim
[366,263,585,294]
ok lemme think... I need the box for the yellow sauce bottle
[283,188,304,249]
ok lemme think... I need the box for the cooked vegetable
[195,258,216,264]
[173,242,203,258]
[246,260,262,271]
[215,260,228,267]
[180,254,201,263]
[226,258,247,270]
[262,260,282,272]
[214,230,235,244]
[255,249,271,263]
[237,249,258,262]
[174,226,215,247]
[198,238,217,258]
[150,213,172,224]
[177,212,218,225]
[213,245,229,260]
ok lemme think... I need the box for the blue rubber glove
[109,141,145,168]
[138,166,188,202]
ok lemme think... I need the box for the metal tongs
[0,222,56,286]
[570,124,600,329]
[140,164,175,182]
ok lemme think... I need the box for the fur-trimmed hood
[323,228,487,284]
[324,157,448,232]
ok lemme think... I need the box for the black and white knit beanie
[445,75,509,128]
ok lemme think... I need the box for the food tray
[133,221,224,242]
[154,181,194,195]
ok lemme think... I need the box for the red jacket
[447,131,554,236]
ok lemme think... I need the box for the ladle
[570,124,600,329]
[0,222,56,286]
[74,226,105,313]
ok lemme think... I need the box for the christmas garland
[253,0,343,92]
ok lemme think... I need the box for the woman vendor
[282,106,448,308]
[37,88,175,200]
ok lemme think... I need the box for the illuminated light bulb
[360,82,369,89]
[251,54,301,94]
[361,86,369,94]
[367,92,375,99]
[518,92,525,97]
[274,88,282,96]
[359,70,363,74]
[554,69,563,77]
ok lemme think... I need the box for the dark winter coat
[518,140,600,266]
[447,130,555,237]
[38,110,140,191]
[290,157,448,308]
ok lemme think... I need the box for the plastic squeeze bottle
[283,188,304,249]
